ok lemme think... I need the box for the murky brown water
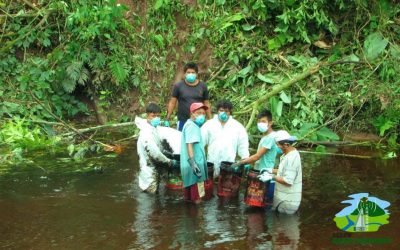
[0,145,399,249]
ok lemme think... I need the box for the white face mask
[257,122,269,133]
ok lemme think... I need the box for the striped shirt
[273,149,302,214]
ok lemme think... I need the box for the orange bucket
[244,170,268,207]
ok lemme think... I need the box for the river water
[0,145,399,249]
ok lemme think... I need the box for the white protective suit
[201,115,249,177]
[135,117,181,193]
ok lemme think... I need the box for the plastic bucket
[165,154,183,190]
[204,162,214,199]
[244,170,268,207]
[217,161,241,197]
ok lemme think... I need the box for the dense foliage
[0,0,399,158]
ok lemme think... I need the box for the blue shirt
[180,119,208,187]
[255,132,279,171]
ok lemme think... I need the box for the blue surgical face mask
[218,111,229,122]
[150,117,161,127]
[185,73,196,83]
[257,122,269,133]
[194,114,205,126]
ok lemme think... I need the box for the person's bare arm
[166,97,178,120]
[187,143,194,158]
[203,100,212,119]
[240,147,268,165]
[274,176,290,186]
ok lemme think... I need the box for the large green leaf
[242,24,256,31]
[373,115,396,136]
[297,123,319,138]
[276,101,283,117]
[154,0,164,10]
[257,73,274,84]
[389,45,400,58]
[269,96,283,118]
[216,0,226,6]
[315,145,326,153]
[316,127,340,141]
[364,32,388,61]
[221,13,245,29]
[238,65,251,76]
[77,67,89,85]
[378,120,394,136]
[62,78,77,93]
[109,60,129,84]
[280,91,291,104]
[153,34,164,48]
[228,13,245,22]
[66,61,83,81]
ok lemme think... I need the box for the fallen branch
[0,10,52,54]
[0,12,39,18]
[22,0,40,11]
[240,58,366,130]
[60,121,136,137]
[326,60,368,67]
[296,140,372,147]
[29,91,116,150]
[297,109,347,141]
[208,61,228,83]
[115,134,139,143]
[245,65,321,130]
[298,150,374,159]
[251,135,372,147]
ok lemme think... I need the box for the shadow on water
[0,145,399,249]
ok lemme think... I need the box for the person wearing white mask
[258,130,302,214]
[201,100,250,178]
[233,109,280,201]
[135,103,179,194]
[165,62,212,131]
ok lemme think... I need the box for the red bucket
[244,170,268,207]
[204,162,214,199]
[217,161,241,198]
[166,154,183,190]
[165,177,183,190]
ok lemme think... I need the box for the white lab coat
[201,115,249,177]
[135,117,181,193]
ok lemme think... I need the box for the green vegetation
[351,197,386,217]
[1,0,399,164]
[334,214,389,232]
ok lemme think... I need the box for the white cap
[275,130,297,142]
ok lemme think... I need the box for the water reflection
[270,212,300,249]
[131,192,160,249]
[172,204,202,249]
[202,197,246,248]
[245,208,271,249]
[0,145,399,249]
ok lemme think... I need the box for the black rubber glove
[231,161,242,173]
[188,157,202,178]
[170,159,179,169]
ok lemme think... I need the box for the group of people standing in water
[135,62,302,214]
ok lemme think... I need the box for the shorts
[184,183,201,202]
